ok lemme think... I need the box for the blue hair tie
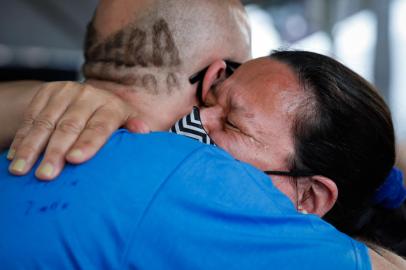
[372,167,406,209]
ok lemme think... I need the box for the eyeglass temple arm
[264,170,314,177]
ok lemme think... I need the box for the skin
[86,0,195,130]
[397,142,406,178]
[0,81,43,150]
[200,58,301,198]
[93,0,151,41]
[85,0,251,131]
[200,58,300,172]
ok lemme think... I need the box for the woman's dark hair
[270,50,406,255]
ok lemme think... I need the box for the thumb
[125,116,151,134]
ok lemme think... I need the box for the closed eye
[225,117,259,145]
[225,118,240,132]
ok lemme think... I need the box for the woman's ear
[200,60,227,103]
[298,175,338,217]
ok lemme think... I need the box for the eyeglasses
[189,60,241,104]
[264,169,314,178]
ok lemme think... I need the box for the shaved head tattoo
[84,18,182,94]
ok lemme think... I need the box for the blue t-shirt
[0,130,370,269]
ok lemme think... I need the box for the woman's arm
[0,81,42,151]
[5,80,144,180]
[368,244,406,270]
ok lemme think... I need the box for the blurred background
[0,0,405,169]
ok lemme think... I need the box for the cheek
[209,130,246,157]
[209,130,268,168]
[271,177,296,205]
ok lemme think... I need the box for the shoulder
[100,129,206,159]
[0,131,212,269]
[368,245,406,270]
[70,130,208,179]
[124,143,372,269]
[162,144,296,213]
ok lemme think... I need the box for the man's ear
[201,60,227,103]
[299,176,338,217]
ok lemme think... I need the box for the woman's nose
[200,106,225,133]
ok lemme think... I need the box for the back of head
[82,0,251,129]
[83,0,250,94]
[270,50,399,247]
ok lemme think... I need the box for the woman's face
[199,58,306,202]
[200,58,303,172]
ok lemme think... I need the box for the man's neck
[86,78,197,131]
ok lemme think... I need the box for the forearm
[368,244,406,270]
[0,81,42,151]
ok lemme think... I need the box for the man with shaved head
[1,0,250,176]
[82,0,250,129]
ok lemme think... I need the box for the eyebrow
[230,93,272,147]
[229,91,253,118]
[231,101,251,118]
[228,96,258,136]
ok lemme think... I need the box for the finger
[9,96,71,176]
[8,83,79,175]
[66,105,128,164]
[34,100,103,180]
[7,84,54,160]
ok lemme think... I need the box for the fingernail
[10,159,26,173]
[67,149,83,160]
[38,163,54,178]
[138,126,150,134]
[7,148,16,160]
